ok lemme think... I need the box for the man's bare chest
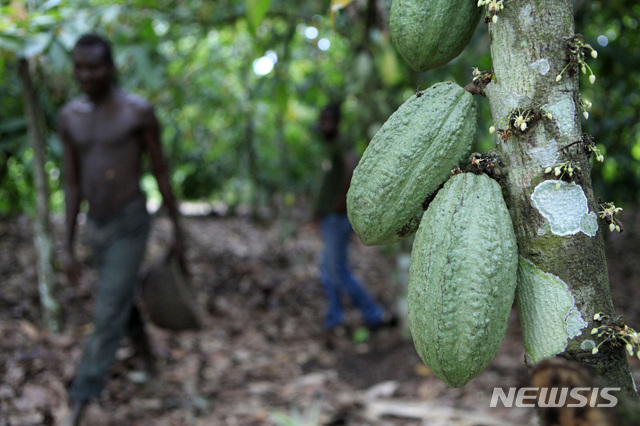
[68,106,141,152]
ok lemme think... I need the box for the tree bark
[484,0,638,412]
[18,58,63,332]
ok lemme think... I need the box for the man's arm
[139,104,185,260]
[59,109,82,285]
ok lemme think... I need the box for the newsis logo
[490,387,621,408]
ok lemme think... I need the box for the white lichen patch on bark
[528,138,559,168]
[565,306,587,339]
[516,257,589,363]
[544,94,577,137]
[529,59,550,75]
[485,82,524,123]
[519,3,534,30]
[531,180,598,237]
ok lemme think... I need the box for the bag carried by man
[140,252,201,331]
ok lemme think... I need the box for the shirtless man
[59,34,184,425]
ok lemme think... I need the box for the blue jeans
[69,198,150,401]
[320,213,383,330]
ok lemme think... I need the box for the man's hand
[63,251,82,286]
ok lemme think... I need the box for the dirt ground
[1,206,639,425]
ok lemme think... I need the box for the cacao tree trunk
[483,0,638,415]
[18,58,63,332]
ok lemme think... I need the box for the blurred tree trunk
[17,58,62,332]
[274,26,297,238]
[483,0,638,421]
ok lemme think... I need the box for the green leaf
[352,327,370,344]
[0,116,27,134]
[275,81,288,112]
[330,0,355,12]
[0,34,21,55]
[41,0,63,12]
[27,14,59,28]
[330,0,355,29]
[375,35,402,88]
[22,32,53,58]
[245,0,272,36]
[128,45,163,90]
[48,39,68,72]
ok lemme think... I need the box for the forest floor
[1,206,639,426]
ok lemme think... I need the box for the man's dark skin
[60,43,184,282]
[59,39,183,425]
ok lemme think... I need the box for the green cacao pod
[347,81,477,246]
[390,0,482,72]
[408,172,518,388]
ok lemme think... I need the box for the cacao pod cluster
[347,83,518,387]
[346,0,520,388]
[347,0,519,388]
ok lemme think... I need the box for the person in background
[58,34,184,425]
[314,103,396,337]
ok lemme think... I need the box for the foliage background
[1,0,638,216]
